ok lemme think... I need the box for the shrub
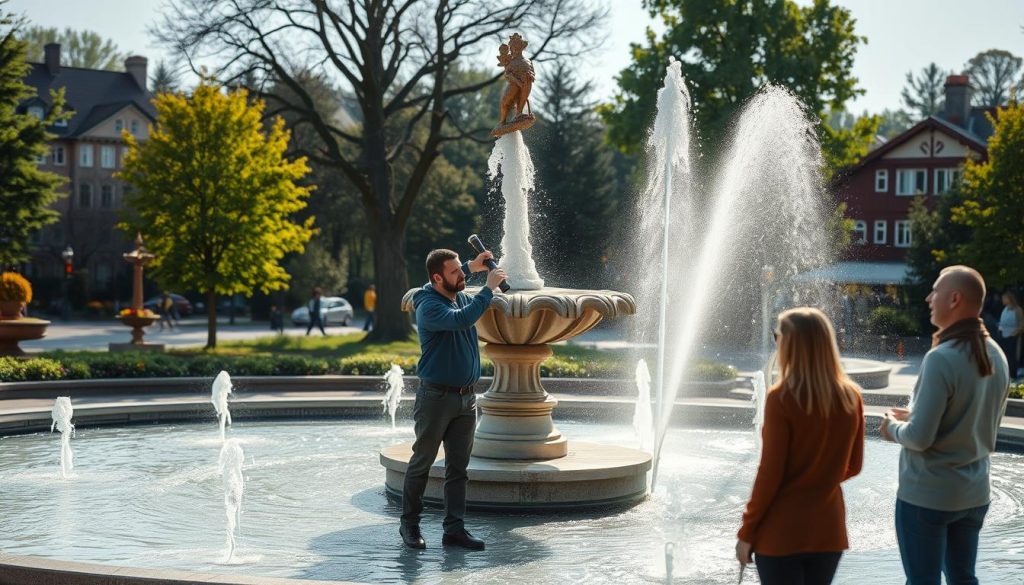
[0,272,32,303]
[1010,384,1023,400]
[339,354,418,376]
[867,307,920,336]
[0,357,64,382]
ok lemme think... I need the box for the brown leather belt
[421,382,476,395]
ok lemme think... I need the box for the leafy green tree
[901,63,946,119]
[877,108,914,138]
[601,0,864,155]
[530,61,619,287]
[285,239,349,310]
[0,12,67,268]
[19,26,124,70]
[119,80,315,348]
[950,101,1024,288]
[905,191,971,327]
[966,49,1022,108]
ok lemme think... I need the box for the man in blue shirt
[400,248,506,551]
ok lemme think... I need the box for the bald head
[938,265,986,310]
[927,265,986,329]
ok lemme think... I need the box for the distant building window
[874,170,888,193]
[28,105,44,119]
[121,185,133,206]
[101,146,116,169]
[853,220,867,244]
[80,145,94,167]
[35,151,47,165]
[895,220,912,247]
[115,119,123,132]
[896,169,927,196]
[130,120,139,135]
[934,168,961,195]
[101,184,114,208]
[52,146,65,165]
[29,230,42,244]
[79,183,92,208]
[874,220,887,244]
[54,117,67,128]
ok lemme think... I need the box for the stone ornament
[491,33,537,137]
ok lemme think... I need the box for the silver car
[290,296,354,326]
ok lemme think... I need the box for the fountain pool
[1,418,1022,584]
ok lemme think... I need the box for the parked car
[290,296,354,326]
[143,293,193,316]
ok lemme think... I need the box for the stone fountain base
[380,441,651,510]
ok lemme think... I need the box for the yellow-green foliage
[117,79,316,300]
[0,272,32,303]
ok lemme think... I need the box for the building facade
[834,75,991,264]
[20,43,155,305]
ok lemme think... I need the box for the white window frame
[934,168,961,195]
[28,105,44,119]
[79,144,94,167]
[100,145,116,169]
[52,146,65,165]
[130,120,139,135]
[895,220,913,248]
[896,169,927,196]
[852,220,867,244]
[874,169,888,193]
[115,119,123,132]
[54,117,67,128]
[874,220,887,244]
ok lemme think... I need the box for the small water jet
[382,364,404,430]
[50,397,74,479]
[211,371,233,442]
[633,359,654,453]
[218,438,244,562]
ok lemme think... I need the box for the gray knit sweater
[890,337,1010,511]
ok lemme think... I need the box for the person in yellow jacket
[363,284,377,331]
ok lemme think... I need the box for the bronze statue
[491,33,536,137]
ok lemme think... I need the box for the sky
[9,0,1024,115]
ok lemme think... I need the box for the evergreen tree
[966,49,1022,108]
[531,62,618,288]
[149,61,182,94]
[901,63,947,120]
[0,11,67,268]
[119,79,316,348]
[20,26,124,70]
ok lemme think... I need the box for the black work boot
[400,525,426,549]
[441,529,485,550]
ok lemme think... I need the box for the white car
[290,296,354,326]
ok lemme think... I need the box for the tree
[876,108,914,139]
[949,101,1024,289]
[530,61,618,287]
[600,0,864,155]
[0,12,67,268]
[905,191,971,328]
[19,26,124,70]
[155,0,605,341]
[901,62,946,120]
[150,60,183,94]
[966,49,1022,108]
[118,80,316,348]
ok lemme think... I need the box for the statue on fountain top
[491,33,536,137]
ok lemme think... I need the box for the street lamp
[61,245,74,321]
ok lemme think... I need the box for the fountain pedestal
[382,286,649,509]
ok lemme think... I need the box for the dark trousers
[998,334,1019,378]
[306,317,326,336]
[363,311,374,331]
[401,383,476,534]
[895,499,989,585]
[754,551,842,585]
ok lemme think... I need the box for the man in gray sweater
[881,265,1010,585]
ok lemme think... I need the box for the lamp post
[61,245,74,321]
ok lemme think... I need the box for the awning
[792,261,912,286]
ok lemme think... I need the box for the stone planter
[111,314,164,352]
[0,317,49,356]
[0,301,25,320]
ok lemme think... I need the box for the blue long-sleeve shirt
[413,262,494,387]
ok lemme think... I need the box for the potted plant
[0,272,32,320]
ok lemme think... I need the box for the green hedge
[1010,384,1023,400]
[867,307,920,337]
[0,353,737,383]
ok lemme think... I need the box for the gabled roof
[848,116,987,173]
[22,63,156,138]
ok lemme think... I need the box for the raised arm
[416,287,494,332]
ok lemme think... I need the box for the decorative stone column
[111,234,163,352]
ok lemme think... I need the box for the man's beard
[441,275,466,294]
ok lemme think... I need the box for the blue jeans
[895,499,989,585]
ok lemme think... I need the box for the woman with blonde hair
[736,307,865,584]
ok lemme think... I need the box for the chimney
[44,43,61,75]
[944,74,972,128]
[124,55,148,91]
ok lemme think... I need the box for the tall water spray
[637,74,833,484]
[750,370,767,449]
[488,132,544,290]
[218,438,244,562]
[382,364,404,430]
[50,397,75,478]
[211,371,233,442]
[633,359,654,453]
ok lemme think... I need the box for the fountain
[383,34,648,509]
[218,439,245,562]
[382,364,404,430]
[49,397,74,479]
[211,371,233,442]
[633,359,654,453]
